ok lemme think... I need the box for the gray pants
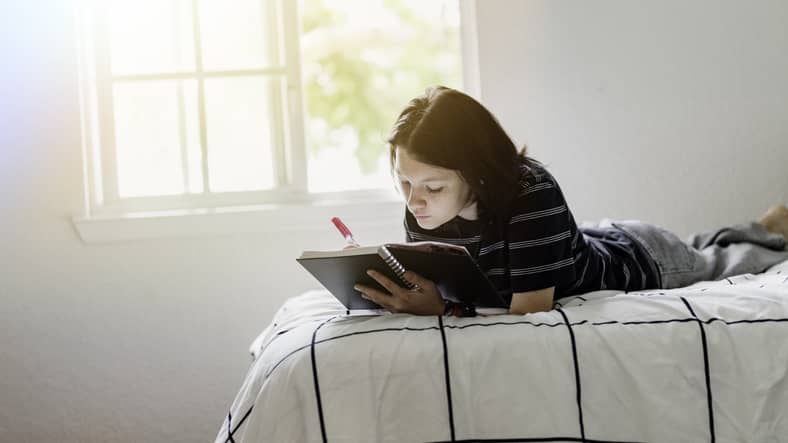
[599,219,788,289]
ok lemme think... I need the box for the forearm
[508,287,556,315]
[508,304,551,315]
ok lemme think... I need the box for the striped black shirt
[404,158,659,306]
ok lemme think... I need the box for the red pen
[331,217,359,246]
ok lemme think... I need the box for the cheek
[455,191,469,206]
[433,194,461,214]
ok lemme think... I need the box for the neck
[457,201,479,221]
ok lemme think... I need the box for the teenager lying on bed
[352,86,788,317]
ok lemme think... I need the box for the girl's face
[394,147,478,230]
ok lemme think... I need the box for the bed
[215,258,788,443]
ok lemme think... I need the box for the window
[76,0,476,217]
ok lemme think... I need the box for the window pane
[109,0,195,75]
[198,0,280,71]
[301,0,463,193]
[204,76,277,192]
[113,80,202,197]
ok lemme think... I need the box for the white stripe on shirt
[407,232,481,245]
[509,205,567,224]
[479,241,505,256]
[510,257,575,276]
[518,182,554,197]
[487,257,576,278]
[510,230,571,249]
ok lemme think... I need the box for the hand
[354,270,445,316]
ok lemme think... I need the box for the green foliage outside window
[300,0,462,174]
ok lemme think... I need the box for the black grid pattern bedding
[216,263,788,443]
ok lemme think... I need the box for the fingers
[353,284,399,312]
[356,270,406,312]
[402,270,431,289]
[355,270,438,314]
[364,270,404,294]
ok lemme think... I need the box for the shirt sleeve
[506,175,576,293]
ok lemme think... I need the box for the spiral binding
[379,246,418,290]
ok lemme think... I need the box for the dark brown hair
[387,86,527,220]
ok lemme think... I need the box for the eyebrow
[395,170,448,183]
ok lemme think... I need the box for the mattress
[215,258,788,443]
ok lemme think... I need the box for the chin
[415,217,441,230]
[416,221,431,230]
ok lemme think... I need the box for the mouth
[414,215,430,220]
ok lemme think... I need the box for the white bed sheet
[216,259,788,443]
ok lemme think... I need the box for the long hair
[387,86,527,220]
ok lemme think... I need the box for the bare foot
[758,204,788,240]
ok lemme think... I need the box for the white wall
[2,1,787,442]
[0,3,403,442]
[477,0,788,237]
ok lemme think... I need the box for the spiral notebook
[296,241,508,313]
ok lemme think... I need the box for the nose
[406,188,427,211]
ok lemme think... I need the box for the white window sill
[72,197,407,244]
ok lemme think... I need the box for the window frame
[78,0,309,214]
[73,0,480,242]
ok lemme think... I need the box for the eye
[426,186,444,194]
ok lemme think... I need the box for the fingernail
[366,270,374,276]
[353,285,360,290]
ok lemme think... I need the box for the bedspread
[215,259,788,443]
